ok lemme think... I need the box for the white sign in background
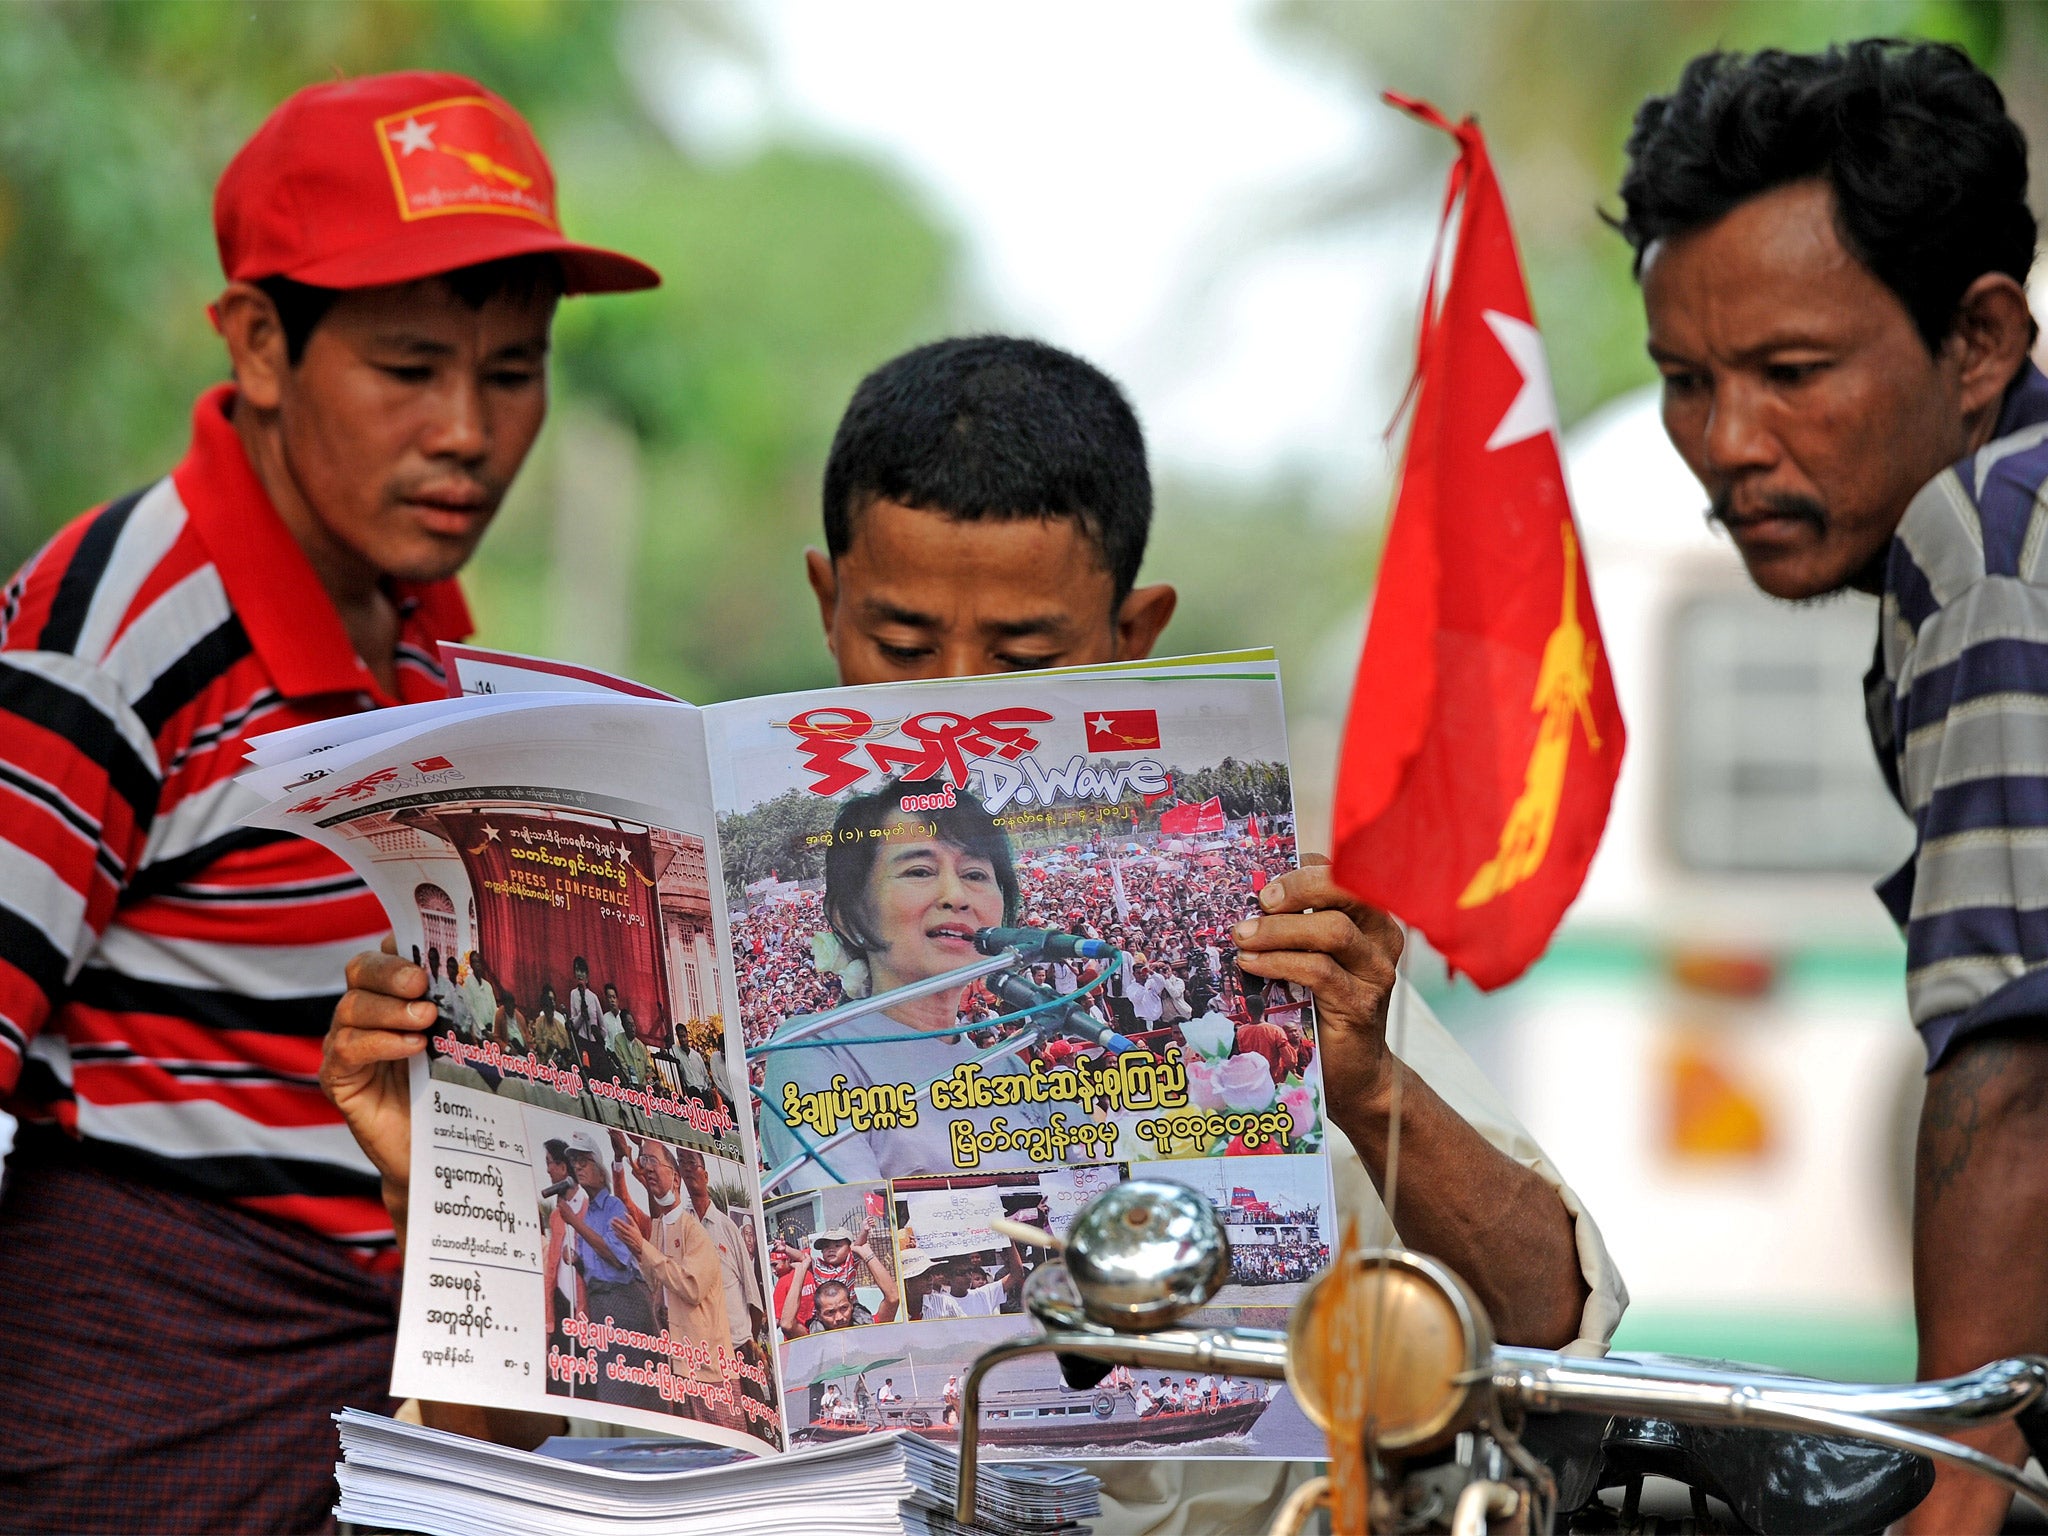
[1037,1164,1122,1236]
[903,1186,1009,1258]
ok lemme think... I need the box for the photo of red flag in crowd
[1159,796,1227,837]
[1332,95,1624,990]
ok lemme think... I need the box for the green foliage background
[1271,0,2048,427]
[0,0,1384,710]
[3,0,2041,720]
[716,789,837,901]
[0,0,961,704]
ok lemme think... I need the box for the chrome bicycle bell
[1060,1179,1231,1331]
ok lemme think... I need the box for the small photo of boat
[781,1311,1325,1461]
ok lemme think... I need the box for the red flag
[1084,708,1161,752]
[1158,797,1225,836]
[1332,96,1624,991]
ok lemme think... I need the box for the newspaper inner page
[244,696,786,1454]
[703,652,1333,1460]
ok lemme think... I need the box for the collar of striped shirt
[171,383,473,705]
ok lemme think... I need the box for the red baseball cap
[214,71,659,294]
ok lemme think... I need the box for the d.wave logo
[968,754,1169,815]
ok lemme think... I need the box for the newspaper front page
[239,649,1334,1462]
[707,654,1333,1460]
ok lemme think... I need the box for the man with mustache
[0,71,656,1530]
[1619,40,2042,1532]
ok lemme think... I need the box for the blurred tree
[1163,757,1294,821]
[715,788,836,901]
[1268,0,2048,426]
[0,0,957,702]
[0,0,647,567]
[494,132,956,702]
[1144,473,1375,718]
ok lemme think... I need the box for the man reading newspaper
[322,336,1625,1532]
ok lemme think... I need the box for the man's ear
[1948,272,2035,430]
[1113,582,1177,661]
[213,282,291,411]
[804,548,841,662]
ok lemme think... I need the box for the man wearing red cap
[0,73,655,1531]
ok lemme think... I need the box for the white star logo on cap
[389,116,437,157]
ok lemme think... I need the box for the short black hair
[254,253,563,364]
[1614,39,2035,352]
[821,336,1152,601]
[823,777,1020,958]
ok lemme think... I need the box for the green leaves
[1,2,956,707]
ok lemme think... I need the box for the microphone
[989,972,1139,1056]
[542,1177,577,1200]
[974,926,1118,961]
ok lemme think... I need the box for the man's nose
[423,371,490,463]
[1701,377,1780,478]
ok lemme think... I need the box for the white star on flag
[1482,310,1559,452]
[389,116,437,157]
[1089,715,1115,734]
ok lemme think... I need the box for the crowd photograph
[732,794,1305,1054]
[1137,1154,1335,1306]
[739,769,1324,1194]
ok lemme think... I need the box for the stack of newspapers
[334,1410,1102,1536]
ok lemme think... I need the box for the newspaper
[333,1407,1101,1536]
[238,647,1335,1462]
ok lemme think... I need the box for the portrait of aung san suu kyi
[757,777,1084,1193]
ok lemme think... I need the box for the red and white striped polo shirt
[0,383,471,1269]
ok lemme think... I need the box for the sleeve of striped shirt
[1897,570,2048,1047]
[0,645,162,1093]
